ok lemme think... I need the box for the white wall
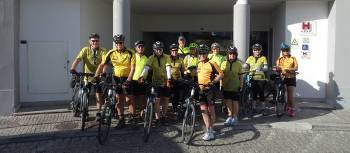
[80,0,113,50]
[333,0,350,109]
[285,1,329,99]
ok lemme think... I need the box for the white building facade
[0,0,349,115]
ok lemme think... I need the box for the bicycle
[270,69,299,118]
[70,72,94,131]
[180,79,199,144]
[143,83,156,142]
[97,73,123,145]
[239,71,255,118]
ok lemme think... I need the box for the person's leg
[287,86,295,107]
[139,95,146,118]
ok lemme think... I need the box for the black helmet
[198,44,209,54]
[169,43,178,50]
[113,34,125,43]
[134,40,145,47]
[89,33,100,39]
[252,43,262,50]
[152,41,164,50]
[280,42,290,51]
[227,46,238,55]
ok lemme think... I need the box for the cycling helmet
[280,42,290,51]
[211,42,220,49]
[152,41,164,50]
[113,34,125,43]
[198,44,209,54]
[134,40,145,47]
[227,45,238,55]
[178,35,186,41]
[189,43,198,49]
[252,43,262,50]
[169,43,178,50]
[89,33,100,39]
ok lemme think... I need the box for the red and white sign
[300,21,317,36]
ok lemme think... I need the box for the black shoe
[115,118,125,129]
[95,112,101,121]
[154,119,161,127]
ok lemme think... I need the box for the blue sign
[302,44,309,51]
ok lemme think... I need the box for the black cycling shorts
[222,91,240,101]
[199,89,215,106]
[113,77,132,95]
[284,78,296,87]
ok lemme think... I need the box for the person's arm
[70,58,81,73]
[127,63,135,81]
[94,63,106,77]
[262,56,268,71]
[211,62,224,83]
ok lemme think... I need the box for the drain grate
[54,122,79,130]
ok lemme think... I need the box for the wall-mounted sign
[300,21,317,36]
[302,37,310,44]
[291,38,299,49]
[301,51,311,60]
[302,44,309,51]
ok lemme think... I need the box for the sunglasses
[91,40,99,42]
[116,42,124,44]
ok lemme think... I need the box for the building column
[0,0,19,115]
[113,0,131,47]
[233,0,250,61]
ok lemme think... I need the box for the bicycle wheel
[275,87,286,118]
[181,99,196,144]
[98,102,113,145]
[71,87,79,117]
[143,98,154,142]
[80,92,89,131]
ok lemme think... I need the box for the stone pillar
[0,0,19,115]
[234,0,250,61]
[113,0,131,47]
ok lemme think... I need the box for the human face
[190,48,196,55]
[211,47,220,55]
[281,49,290,56]
[198,53,208,62]
[154,48,163,56]
[115,41,124,50]
[253,49,261,57]
[178,39,185,47]
[89,38,100,50]
[171,48,178,57]
[135,44,144,54]
[228,52,237,61]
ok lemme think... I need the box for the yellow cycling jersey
[170,56,184,80]
[221,60,243,92]
[197,61,223,87]
[132,53,148,81]
[277,55,298,78]
[146,54,171,86]
[178,46,190,55]
[76,47,107,82]
[245,56,268,80]
[183,55,199,69]
[102,48,135,78]
[208,53,225,67]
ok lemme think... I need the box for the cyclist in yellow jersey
[127,40,148,125]
[197,44,224,141]
[221,46,243,126]
[94,34,135,129]
[177,35,190,57]
[208,42,225,104]
[208,42,225,67]
[275,43,298,117]
[139,41,172,125]
[183,43,199,80]
[168,43,185,114]
[70,33,107,118]
[244,43,269,115]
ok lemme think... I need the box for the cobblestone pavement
[0,101,350,153]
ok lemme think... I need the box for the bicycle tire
[98,101,113,145]
[80,92,88,131]
[143,98,153,142]
[181,99,196,144]
[71,87,79,117]
[275,87,286,118]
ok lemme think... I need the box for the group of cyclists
[70,33,298,141]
